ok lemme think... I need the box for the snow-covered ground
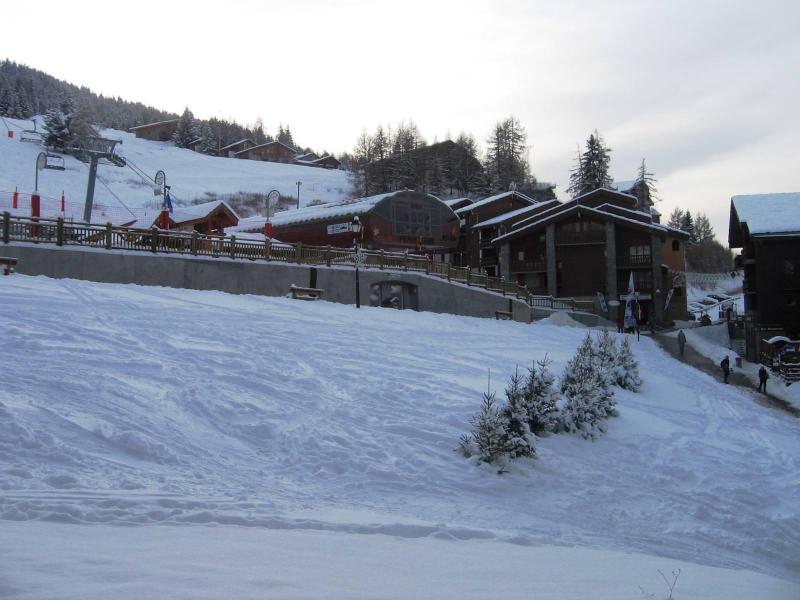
[1,275,799,598]
[0,116,352,220]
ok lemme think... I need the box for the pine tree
[524,356,560,434]
[616,337,642,391]
[43,95,76,150]
[693,213,715,244]
[0,88,14,116]
[681,211,696,242]
[559,335,608,439]
[469,390,513,467]
[633,158,658,210]
[484,116,531,192]
[198,122,218,155]
[501,369,536,459]
[667,207,685,230]
[174,107,196,148]
[568,130,613,197]
[566,146,584,198]
[278,124,295,149]
[594,330,620,416]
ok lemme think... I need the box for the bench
[495,310,513,320]
[290,285,325,301]
[0,257,18,276]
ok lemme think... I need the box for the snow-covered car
[697,298,718,307]
[707,293,735,307]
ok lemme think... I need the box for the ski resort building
[234,141,296,163]
[220,139,255,157]
[492,188,689,325]
[132,200,239,235]
[129,119,179,141]
[452,191,539,275]
[268,190,460,255]
[729,192,800,361]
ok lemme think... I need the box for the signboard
[327,222,353,235]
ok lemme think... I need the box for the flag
[165,188,174,213]
[624,272,636,329]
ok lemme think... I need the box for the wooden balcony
[510,258,547,272]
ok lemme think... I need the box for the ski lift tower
[70,136,126,223]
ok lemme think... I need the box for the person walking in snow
[757,365,769,393]
[720,356,731,384]
[677,330,686,357]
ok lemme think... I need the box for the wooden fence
[1,212,595,314]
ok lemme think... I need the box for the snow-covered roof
[170,200,240,224]
[472,200,559,229]
[443,197,471,208]
[227,215,270,233]
[129,119,179,131]
[269,192,402,227]
[731,193,800,236]
[612,179,638,192]
[235,141,296,156]
[220,138,253,151]
[454,191,536,214]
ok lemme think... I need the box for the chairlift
[43,153,65,171]
[20,129,43,143]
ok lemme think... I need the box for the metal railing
[2,212,596,314]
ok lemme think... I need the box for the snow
[268,191,399,226]
[612,179,637,192]
[472,200,558,229]
[536,311,588,328]
[731,192,800,236]
[168,199,239,224]
[0,116,352,219]
[1,275,799,596]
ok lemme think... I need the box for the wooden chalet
[452,191,539,275]
[132,200,239,235]
[269,190,460,254]
[493,188,689,325]
[293,153,341,170]
[729,192,800,361]
[235,141,296,163]
[221,138,255,157]
[129,119,179,141]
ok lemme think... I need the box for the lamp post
[352,215,362,308]
[296,181,302,209]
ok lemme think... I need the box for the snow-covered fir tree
[615,336,642,391]
[593,330,619,417]
[635,158,658,205]
[468,390,513,467]
[43,96,75,150]
[277,124,295,149]
[681,211,696,242]
[501,369,536,459]
[174,107,197,148]
[524,356,560,434]
[559,335,608,439]
[197,122,218,155]
[567,130,613,197]
[0,87,14,116]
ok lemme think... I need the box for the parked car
[697,298,718,307]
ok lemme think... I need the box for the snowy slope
[0,116,352,216]
[1,276,799,597]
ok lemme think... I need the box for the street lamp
[296,181,302,209]
[352,215,362,308]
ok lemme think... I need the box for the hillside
[1,275,798,598]
[0,116,352,222]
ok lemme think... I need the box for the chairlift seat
[43,154,65,171]
[20,130,43,143]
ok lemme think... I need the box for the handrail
[2,212,595,314]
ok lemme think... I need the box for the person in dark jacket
[757,365,769,393]
[677,330,687,357]
[720,356,731,384]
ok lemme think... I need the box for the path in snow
[1,275,799,584]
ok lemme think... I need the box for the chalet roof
[220,138,255,151]
[170,200,240,225]
[235,140,297,156]
[189,138,203,146]
[443,197,472,208]
[295,152,319,161]
[268,190,450,228]
[493,195,670,244]
[454,191,537,215]
[472,199,560,229]
[129,118,179,131]
[730,193,800,239]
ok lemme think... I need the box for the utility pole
[296,181,302,209]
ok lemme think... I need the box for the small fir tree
[469,390,513,467]
[616,336,642,391]
[560,335,607,439]
[43,96,75,150]
[524,356,560,434]
[594,330,619,417]
[501,368,536,459]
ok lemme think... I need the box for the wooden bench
[495,310,513,320]
[290,285,325,301]
[0,257,18,276]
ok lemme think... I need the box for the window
[672,240,680,251]
[518,251,525,261]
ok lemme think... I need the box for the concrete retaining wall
[2,243,546,322]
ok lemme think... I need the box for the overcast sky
[3,0,798,238]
